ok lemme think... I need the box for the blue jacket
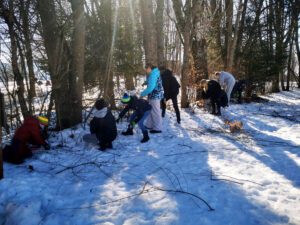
[141,68,164,100]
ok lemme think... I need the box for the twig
[165,150,207,157]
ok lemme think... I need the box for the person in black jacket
[231,80,246,103]
[90,99,117,150]
[159,67,181,124]
[200,79,228,116]
[116,94,152,143]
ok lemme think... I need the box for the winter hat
[95,98,108,110]
[121,93,131,104]
[37,116,49,126]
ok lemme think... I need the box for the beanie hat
[95,98,108,110]
[121,93,131,104]
[38,116,49,126]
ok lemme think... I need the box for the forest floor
[1,89,300,225]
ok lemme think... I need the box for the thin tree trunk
[225,0,233,69]
[156,0,165,66]
[172,0,194,108]
[2,0,30,118]
[0,92,3,179]
[20,0,36,100]
[295,20,300,88]
[228,0,243,72]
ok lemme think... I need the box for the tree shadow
[0,116,294,225]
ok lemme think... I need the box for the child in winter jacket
[140,64,164,133]
[117,94,152,143]
[90,99,117,150]
[2,116,50,164]
[200,79,228,115]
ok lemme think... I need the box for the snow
[1,89,300,225]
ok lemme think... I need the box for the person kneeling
[200,79,228,116]
[117,94,151,143]
[2,116,50,164]
[90,99,117,151]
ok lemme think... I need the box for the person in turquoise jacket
[140,63,164,133]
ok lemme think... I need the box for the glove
[130,121,136,127]
[44,142,50,150]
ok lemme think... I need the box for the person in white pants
[140,63,164,133]
[215,71,236,104]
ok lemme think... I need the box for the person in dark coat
[231,80,246,103]
[2,116,50,164]
[90,99,117,151]
[200,79,228,115]
[117,94,152,143]
[159,67,181,124]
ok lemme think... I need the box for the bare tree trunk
[140,0,158,65]
[102,0,115,108]
[20,0,36,100]
[295,19,300,88]
[234,0,248,70]
[2,0,30,118]
[0,92,3,179]
[125,73,135,90]
[181,30,193,108]
[210,0,223,69]
[192,38,208,82]
[172,0,194,108]
[69,0,86,124]
[227,0,243,72]
[37,0,73,129]
[156,0,165,66]
[224,0,233,69]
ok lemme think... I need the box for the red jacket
[12,116,46,157]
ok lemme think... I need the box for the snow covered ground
[1,89,300,225]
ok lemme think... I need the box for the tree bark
[140,0,158,65]
[37,0,74,129]
[224,0,233,69]
[295,19,300,88]
[102,0,116,108]
[20,0,36,100]
[0,92,3,179]
[156,0,165,66]
[172,0,194,108]
[69,0,86,124]
[192,38,208,82]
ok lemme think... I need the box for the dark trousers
[211,98,221,115]
[161,97,181,122]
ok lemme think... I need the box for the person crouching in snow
[2,116,50,164]
[117,94,152,143]
[215,71,236,103]
[90,99,117,151]
[200,79,228,116]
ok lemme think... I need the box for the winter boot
[150,130,162,134]
[141,131,150,143]
[122,125,133,136]
[106,142,113,149]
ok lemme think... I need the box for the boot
[122,125,133,136]
[106,142,113,149]
[141,131,150,143]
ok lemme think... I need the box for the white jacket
[219,71,236,88]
